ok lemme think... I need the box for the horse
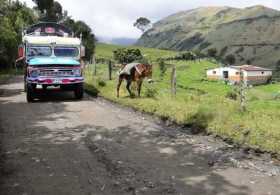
[117,63,153,98]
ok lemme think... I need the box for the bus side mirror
[18,45,24,58]
[81,46,86,58]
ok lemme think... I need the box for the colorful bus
[17,22,85,102]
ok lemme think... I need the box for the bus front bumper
[27,77,84,85]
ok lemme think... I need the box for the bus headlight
[73,69,81,76]
[29,69,39,78]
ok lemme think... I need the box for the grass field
[85,43,280,154]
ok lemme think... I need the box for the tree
[225,54,236,65]
[0,17,18,67]
[207,48,217,58]
[192,49,205,59]
[63,19,96,61]
[246,59,251,65]
[113,48,143,64]
[49,1,63,21]
[134,17,151,33]
[0,0,36,68]
[32,0,53,12]
[0,0,8,17]
[32,0,63,22]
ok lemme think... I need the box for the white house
[207,65,273,85]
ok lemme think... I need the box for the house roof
[230,65,272,71]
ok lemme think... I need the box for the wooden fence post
[240,70,246,112]
[92,55,97,76]
[108,60,112,80]
[171,65,176,97]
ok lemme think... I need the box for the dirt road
[0,77,280,195]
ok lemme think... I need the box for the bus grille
[39,69,74,77]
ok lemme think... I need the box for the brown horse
[117,63,153,98]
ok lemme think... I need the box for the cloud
[20,0,280,39]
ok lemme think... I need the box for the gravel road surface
[0,76,280,195]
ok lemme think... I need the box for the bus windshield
[27,46,52,57]
[54,47,79,57]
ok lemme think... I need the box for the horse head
[144,64,153,83]
[135,63,153,81]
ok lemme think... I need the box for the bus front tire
[26,84,35,102]
[74,84,84,100]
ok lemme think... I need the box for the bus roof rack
[24,22,74,37]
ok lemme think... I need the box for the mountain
[136,5,280,69]
[110,38,137,46]
[98,36,137,46]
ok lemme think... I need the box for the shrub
[113,48,143,64]
[175,51,197,61]
[235,47,244,54]
[192,49,205,59]
[158,58,167,77]
[226,90,238,100]
[161,51,197,61]
[84,83,99,97]
[97,79,106,87]
[219,46,228,57]
[187,108,214,134]
[144,85,158,98]
[207,48,217,58]
[225,54,236,65]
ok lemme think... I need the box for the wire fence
[85,57,181,96]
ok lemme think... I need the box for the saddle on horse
[118,63,146,76]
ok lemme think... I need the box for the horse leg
[117,77,123,98]
[137,80,143,97]
[126,80,132,97]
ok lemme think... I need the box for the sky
[20,0,280,41]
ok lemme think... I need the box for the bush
[158,58,167,77]
[187,108,214,134]
[219,46,228,57]
[207,48,217,58]
[97,79,106,87]
[226,90,238,100]
[144,85,158,98]
[160,51,198,61]
[113,48,143,64]
[225,54,236,65]
[84,83,99,97]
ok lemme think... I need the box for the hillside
[136,5,280,69]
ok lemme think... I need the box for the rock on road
[0,76,280,195]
